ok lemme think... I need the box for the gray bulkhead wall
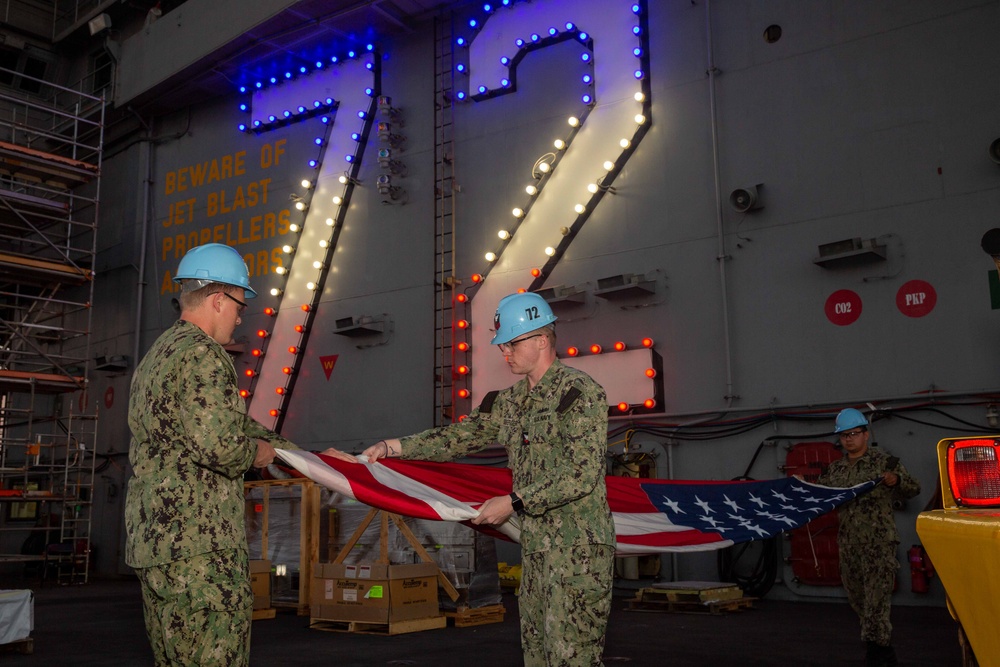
[84,0,999,606]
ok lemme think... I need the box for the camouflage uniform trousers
[135,549,253,667]
[840,540,898,646]
[520,543,615,667]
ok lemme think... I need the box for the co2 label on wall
[825,289,862,326]
[896,279,937,318]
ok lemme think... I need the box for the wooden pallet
[0,637,34,655]
[627,595,756,615]
[444,604,506,627]
[310,615,447,635]
[252,608,277,621]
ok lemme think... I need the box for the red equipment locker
[784,441,843,586]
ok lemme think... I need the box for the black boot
[864,641,897,667]
[865,641,881,666]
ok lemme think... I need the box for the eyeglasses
[839,429,866,440]
[497,333,543,353]
[219,291,247,317]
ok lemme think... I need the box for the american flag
[275,450,877,556]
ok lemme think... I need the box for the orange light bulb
[294,324,305,333]
[645,368,657,378]
[301,304,311,312]
[457,320,469,329]
[617,402,629,413]
[457,342,470,352]
[282,367,293,375]
[457,365,470,375]
[245,369,255,377]
[264,307,276,317]
[288,346,298,355]
[530,268,541,277]
[276,387,285,395]
[643,399,656,409]
[252,349,263,357]
[269,409,279,417]
[641,337,654,348]
[457,388,470,399]
[257,329,268,338]
[456,294,468,303]
[590,344,602,354]
[471,273,483,283]
[614,341,627,351]
[566,346,579,357]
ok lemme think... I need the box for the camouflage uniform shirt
[401,359,614,554]
[817,446,920,545]
[126,319,295,568]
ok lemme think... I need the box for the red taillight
[948,439,1000,506]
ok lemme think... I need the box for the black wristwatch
[509,492,525,516]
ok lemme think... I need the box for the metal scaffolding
[0,64,103,583]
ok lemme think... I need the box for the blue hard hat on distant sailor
[834,408,868,433]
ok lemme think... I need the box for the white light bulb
[498,230,510,240]
[319,239,329,248]
[301,179,313,189]
[485,252,497,262]
[603,160,616,171]
[275,266,287,275]
[568,116,580,127]
[512,207,524,218]
[544,246,556,256]
[295,201,306,211]
[332,195,343,205]
[338,174,349,184]
[289,223,300,233]
[538,162,551,173]
[574,204,586,214]
[326,218,335,226]
[313,260,324,269]
[587,183,599,194]
[282,245,294,254]
[306,282,317,291]
[634,91,645,102]
[270,288,282,296]
[553,139,566,150]
[620,138,631,149]
[525,185,538,196]
[635,113,647,125]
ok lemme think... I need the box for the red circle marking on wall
[896,280,937,318]
[104,386,114,409]
[825,289,862,326]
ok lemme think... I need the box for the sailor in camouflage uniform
[126,244,297,667]
[817,408,920,667]
[361,292,615,667]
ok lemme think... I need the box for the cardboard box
[250,559,271,610]
[311,562,440,623]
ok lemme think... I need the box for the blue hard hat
[173,243,257,299]
[490,292,558,345]
[834,408,868,433]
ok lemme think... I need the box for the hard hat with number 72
[173,243,257,299]
[834,407,869,433]
[490,292,558,345]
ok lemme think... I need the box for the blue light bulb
[500,56,509,66]
[457,37,466,46]
[501,78,510,87]
[309,160,318,168]
[457,91,466,100]
[367,44,374,51]
[469,19,477,28]
[239,103,248,111]
[515,38,525,47]
[531,33,539,42]
[365,87,374,95]
[345,155,354,163]
[633,47,642,57]
[358,111,366,119]
[549,27,557,36]
[239,86,247,93]
[582,74,592,84]
[634,70,644,79]
[268,115,276,122]
[633,26,641,35]
[478,85,487,94]
[579,32,589,41]
[565,22,574,31]
[457,63,466,72]
[352,132,361,141]
[283,110,291,118]
[582,94,592,104]
[314,138,323,145]
[238,123,246,131]
[581,53,591,62]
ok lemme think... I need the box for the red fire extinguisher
[908,544,935,593]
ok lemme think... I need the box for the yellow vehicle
[916,436,1000,667]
